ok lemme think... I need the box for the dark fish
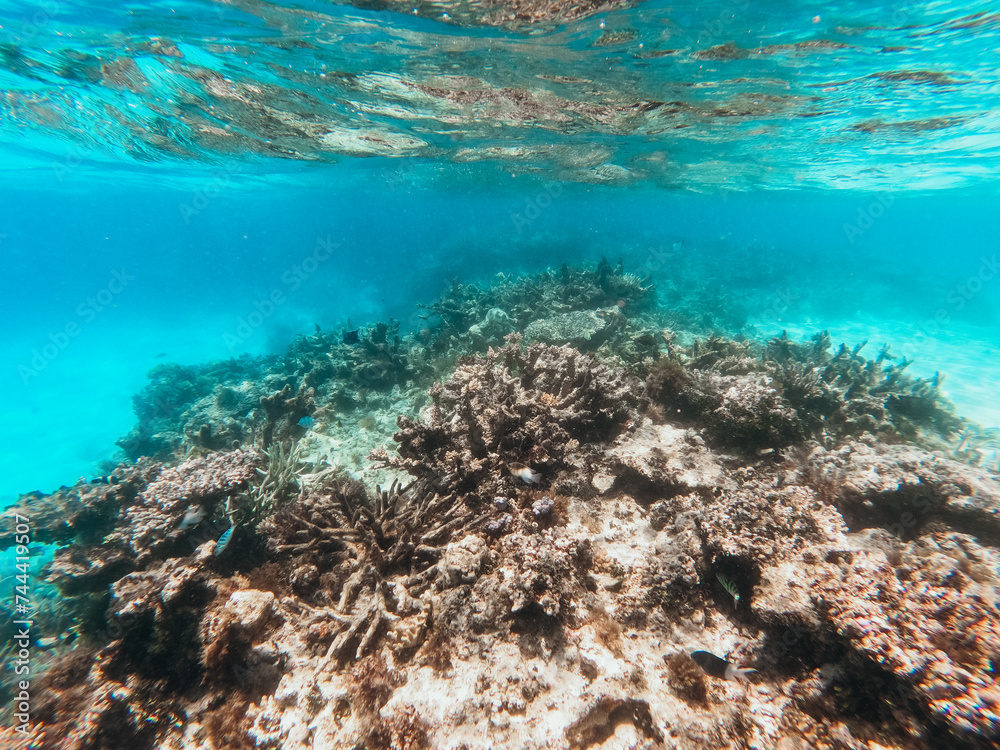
[342,329,360,345]
[155,352,167,358]
[691,650,756,682]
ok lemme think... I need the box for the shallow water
[3,2,1000,746]
[1,182,997,502]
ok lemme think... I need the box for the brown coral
[384,334,644,502]
[813,545,1000,739]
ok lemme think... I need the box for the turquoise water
[3,3,1000,746]
[1,0,999,501]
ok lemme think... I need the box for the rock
[808,440,1000,540]
[438,535,487,588]
[223,590,276,637]
[468,307,512,343]
[603,420,729,497]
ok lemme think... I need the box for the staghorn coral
[242,440,304,524]
[646,330,964,452]
[383,334,644,502]
[263,477,486,662]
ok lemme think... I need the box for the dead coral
[118,358,264,461]
[350,654,405,713]
[419,260,656,356]
[805,439,1000,543]
[107,448,262,561]
[265,477,485,662]
[814,546,1000,741]
[646,331,963,451]
[700,479,847,566]
[596,421,727,500]
[32,558,211,748]
[384,334,644,502]
[260,382,315,446]
[497,529,593,619]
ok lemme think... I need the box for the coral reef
[4,263,1000,749]
[379,333,645,505]
[646,330,963,451]
[418,259,659,361]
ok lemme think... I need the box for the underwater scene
[1,0,1000,747]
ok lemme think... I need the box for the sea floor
[2,262,998,749]
[3,0,1000,743]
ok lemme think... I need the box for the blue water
[1,0,1000,504]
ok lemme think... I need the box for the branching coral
[646,330,963,451]
[263,477,486,662]
[242,441,304,524]
[381,334,644,501]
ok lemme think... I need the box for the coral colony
[2,261,999,749]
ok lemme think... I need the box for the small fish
[154,352,167,359]
[690,650,757,683]
[298,416,316,428]
[509,462,541,484]
[717,572,740,606]
[342,329,360,345]
[215,524,236,556]
[178,505,205,530]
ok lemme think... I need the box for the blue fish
[215,524,236,556]
[298,416,316,428]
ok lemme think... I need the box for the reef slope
[2,264,998,750]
